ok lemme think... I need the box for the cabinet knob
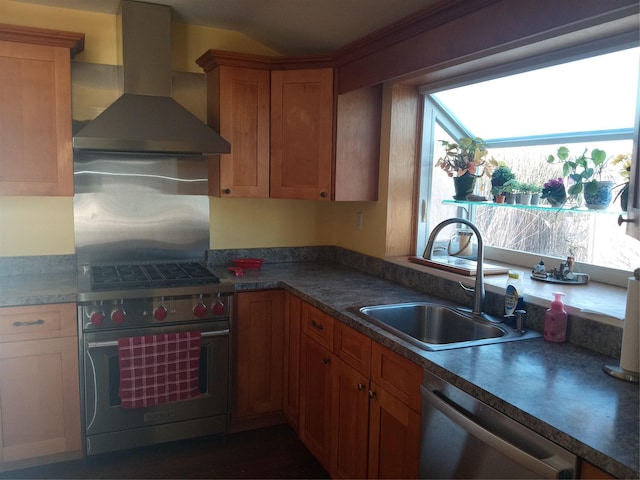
[224,188,231,195]
[320,191,327,198]
[323,357,331,365]
[357,383,365,391]
[368,390,377,399]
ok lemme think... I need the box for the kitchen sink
[352,302,540,351]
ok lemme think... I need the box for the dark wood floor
[1,424,329,479]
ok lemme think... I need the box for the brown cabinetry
[283,292,302,431]
[0,303,81,469]
[270,68,334,200]
[294,299,422,479]
[201,57,271,198]
[0,25,83,196]
[198,50,380,201]
[233,290,285,431]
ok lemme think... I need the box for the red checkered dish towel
[118,331,202,409]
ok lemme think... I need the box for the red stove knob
[111,309,126,325]
[153,306,168,321]
[90,310,104,326]
[212,301,225,316]
[193,302,208,318]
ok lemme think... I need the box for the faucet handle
[459,281,475,297]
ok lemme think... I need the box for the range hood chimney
[73,0,230,156]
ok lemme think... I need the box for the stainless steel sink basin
[352,302,540,351]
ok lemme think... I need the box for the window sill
[386,256,627,327]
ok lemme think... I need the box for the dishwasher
[420,371,577,479]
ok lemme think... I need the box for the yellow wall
[0,0,394,258]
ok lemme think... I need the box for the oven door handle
[86,329,230,349]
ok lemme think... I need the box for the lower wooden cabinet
[0,303,81,469]
[283,292,302,431]
[294,300,422,479]
[367,382,421,479]
[299,332,336,472]
[233,290,285,431]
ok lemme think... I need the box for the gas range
[77,261,234,332]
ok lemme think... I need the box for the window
[417,47,639,286]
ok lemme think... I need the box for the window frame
[416,42,639,288]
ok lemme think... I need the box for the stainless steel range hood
[73,0,230,156]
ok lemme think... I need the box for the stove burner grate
[90,262,219,290]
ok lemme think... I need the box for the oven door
[81,321,229,454]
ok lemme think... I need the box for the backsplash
[210,246,624,358]
[0,248,623,358]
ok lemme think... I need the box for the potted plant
[435,137,494,200]
[501,179,519,204]
[611,153,631,211]
[518,182,540,206]
[491,186,506,203]
[490,164,516,200]
[546,146,613,209]
[540,177,567,207]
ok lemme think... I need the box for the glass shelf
[442,199,627,216]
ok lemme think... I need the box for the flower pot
[505,192,516,204]
[453,173,476,200]
[495,195,505,204]
[584,180,614,210]
[530,193,540,205]
[519,193,532,205]
[620,184,629,211]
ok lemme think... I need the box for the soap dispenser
[544,292,568,343]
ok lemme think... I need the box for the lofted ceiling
[14,0,439,55]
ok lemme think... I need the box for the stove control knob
[90,310,104,327]
[111,309,126,325]
[212,301,225,316]
[193,302,208,318]
[153,306,168,321]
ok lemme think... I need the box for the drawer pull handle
[311,320,325,331]
[13,319,45,327]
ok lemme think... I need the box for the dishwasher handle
[421,385,573,479]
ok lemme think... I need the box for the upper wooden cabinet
[270,68,334,200]
[0,25,84,196]
[197,50,380,201]
[200,57,271,198]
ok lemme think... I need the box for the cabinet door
[0,41,73,196]
[299,334,335,472]
[331,359,370,479]
[283,292,302,430]
[367,382,421,479]
[0,336,80,464]
[233,290,285,427]
[270,68,334,200]
[334,84,382,201]
[208,65,270,198]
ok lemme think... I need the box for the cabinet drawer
[334,323,371,377]
[302,303,334,350]
[0,303,76,342]
[371,342,422,413]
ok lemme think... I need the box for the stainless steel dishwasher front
[420,371,577,479]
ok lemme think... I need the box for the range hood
[73,0,230,156]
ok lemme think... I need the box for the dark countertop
[1,261,637,478]
[217,262,639,479]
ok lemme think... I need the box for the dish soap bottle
[504,270,524,316]
[544,292,568,342]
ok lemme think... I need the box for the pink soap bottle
[544,292,568,342]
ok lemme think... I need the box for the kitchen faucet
[423,217,485,317]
